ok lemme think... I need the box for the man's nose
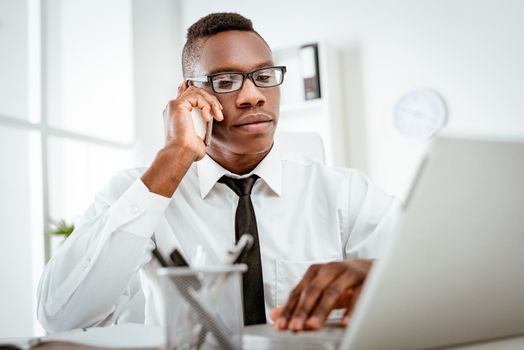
[236,78,267,108]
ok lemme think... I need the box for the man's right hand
[163,81,224,160]
[141,81,224,198]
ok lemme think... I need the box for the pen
[210,233,253,301]
[170,248,190,267]
[224,233,254,265]
[152,247,169,268]
[170,248,202,290]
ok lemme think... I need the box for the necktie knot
[219,175,259,197]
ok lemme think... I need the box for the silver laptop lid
[341,137,524,350]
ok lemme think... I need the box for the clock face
[393,89,447,140]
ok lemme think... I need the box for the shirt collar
[196,143,282,199]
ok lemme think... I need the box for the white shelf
[273,42,346,167]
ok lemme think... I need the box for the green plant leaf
[46,218,75,237]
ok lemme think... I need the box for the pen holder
[157,264,247,350]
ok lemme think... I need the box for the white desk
[2,324,523,350]
[434,335,524,350]
[244,325,524,350]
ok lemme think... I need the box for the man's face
[193,31,280,156]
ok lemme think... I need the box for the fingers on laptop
[273,260,372,332]
[341,284,362,327]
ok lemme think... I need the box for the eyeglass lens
[212,67,284,93]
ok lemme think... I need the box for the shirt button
[81,258,91,269]
[130,204,140,215]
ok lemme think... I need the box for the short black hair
[182,12,268,78]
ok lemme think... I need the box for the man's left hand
[270,259,373,332]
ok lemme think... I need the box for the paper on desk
[0,323,163,350]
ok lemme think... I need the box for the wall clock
[393,89,447,140]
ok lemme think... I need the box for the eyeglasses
[187,66,287,94]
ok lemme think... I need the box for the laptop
[244,136,524,350]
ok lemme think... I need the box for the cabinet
[273,42,347,166]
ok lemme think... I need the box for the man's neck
[206,145,272,175]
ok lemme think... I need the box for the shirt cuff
[108,178,170,238]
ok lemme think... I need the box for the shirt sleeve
[37,169,170,332]
[343,170,402,260]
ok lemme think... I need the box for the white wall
[45,0,135,144]
[132,0,184,166]
[0,128,42,337]
[0,0,28,120]
[0,0,136,336]
[0,0,41,337]
[44,0,136,225]
[174,0,524,198]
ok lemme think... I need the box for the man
[37,13,399,333]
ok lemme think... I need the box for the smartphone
[191,108,213,146]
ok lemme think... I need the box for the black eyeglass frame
[186,65,287,94]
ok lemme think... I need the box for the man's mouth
[233,114,273,132]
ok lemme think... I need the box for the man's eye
[216,80,234,88]
[256,75,271,82]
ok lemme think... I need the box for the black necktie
[218,175,267,325]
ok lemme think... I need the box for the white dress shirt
[37,145,400,332]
